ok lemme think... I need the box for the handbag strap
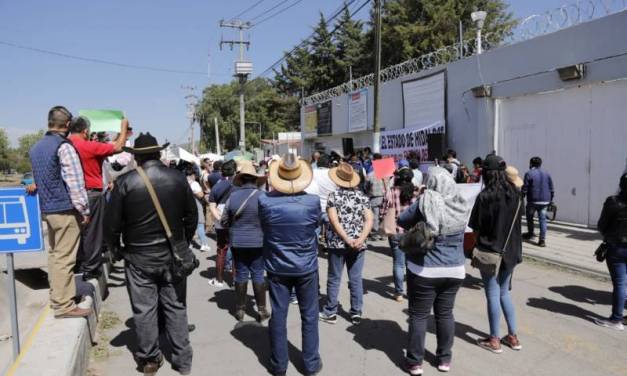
[503,198,521,252]
[234,189,258,219]
[136,166,173,238]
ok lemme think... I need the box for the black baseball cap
[483,154,506,171]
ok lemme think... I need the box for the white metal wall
[496,79,627,226]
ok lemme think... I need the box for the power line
[252,0,306,28]
[0,40,208,76]
[230,0,267,20]
[249,0,292,21]
[254,0,368,79]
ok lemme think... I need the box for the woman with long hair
[381,167,417,302]
[595,172,627,330]
[398,166,470,375]
[469,154,524,353]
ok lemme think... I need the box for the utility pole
[181,85,199,154]
[372,0,382,153]
[220,19,253,151]
[214,117,222,155]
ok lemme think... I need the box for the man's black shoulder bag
[136,167,199,281]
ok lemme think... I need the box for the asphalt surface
[88,237,626,376]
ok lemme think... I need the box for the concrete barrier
[7,278,103,376]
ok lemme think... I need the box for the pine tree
[274,44,312,97]
[334,5,364,83]
[309,13,341,93]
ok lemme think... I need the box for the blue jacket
[258,191,321,276]
[224,184,263,248]
[522,167,554,204]
[29,132,75,214]
[397,201,466,268]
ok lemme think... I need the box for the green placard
[78,109,125,133]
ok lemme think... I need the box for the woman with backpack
[381,167,417,302]
[397,166,470,375]
[595,172,627,331]
[468,154,524,354]
[221,163,270,322]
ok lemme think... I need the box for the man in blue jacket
[259,153,322,376]
[522,156,554,247]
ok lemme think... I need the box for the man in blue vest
[29,106,92,318]
[259,154,322,376]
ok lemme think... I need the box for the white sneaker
[200,245,211,252]
[595,318,624,331]
[78,296,93,310]
[208,278,224,288]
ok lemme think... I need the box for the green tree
[334,5,365,82]
[15,130,44,173]
[196,78,299,153]
[0,128,11,172]
[309,13,341,93]
[274,44,313,97]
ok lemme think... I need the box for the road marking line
[5,305,50,376]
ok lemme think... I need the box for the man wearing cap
[69,115,130,280]
[29,106,92,318]
[319,163,373,326]
[105,133,197,375]
[258,153,323,376]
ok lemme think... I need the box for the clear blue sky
[0,0,568,148]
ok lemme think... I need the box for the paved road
[88,237,626,376]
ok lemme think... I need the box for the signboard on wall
[402,72,445,129]
[380,122,445,160]
[303,105,317,138]
[348,88,368,132]
[317,101,332,135]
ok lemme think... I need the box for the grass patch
[99,310,122,330]
[90,310,123,361]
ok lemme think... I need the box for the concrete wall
[302,10,627,165]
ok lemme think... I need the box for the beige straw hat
[267,153,313,194]
[505,166,524,188]
[233,163,267,187]
[328,162,361,188]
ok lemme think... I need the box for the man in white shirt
[305,154,338,212]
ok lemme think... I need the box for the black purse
[594,242,609,262]
[400,221,435,256]
[137,167,199,281]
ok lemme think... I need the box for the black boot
[234,282,247,321]
[253,282,271,322]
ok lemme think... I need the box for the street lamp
[471,10,487,54]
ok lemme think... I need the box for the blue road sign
[0,188,44,253]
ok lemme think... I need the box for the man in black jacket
[105,133,198,375]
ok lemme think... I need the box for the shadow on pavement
[368,244,393,259]
[209,288,259,321]
[346,318,406,370]
[362,277,396,300]
[549,285,612,306]
[14,268,49,290]
[462,273,483,290]
[527,297,606,323]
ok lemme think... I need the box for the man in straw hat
[220,163,269,322]
[258,153,323,376]
[319,162,373,326]
[105,133,197,375]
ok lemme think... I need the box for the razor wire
[302,0,627,106]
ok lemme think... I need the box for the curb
[522,253,610,282]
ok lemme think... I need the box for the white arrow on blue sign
[0,188,44,253]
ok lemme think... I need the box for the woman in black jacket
[596,173,627,331]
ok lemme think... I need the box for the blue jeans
[388,235,406,294]
[232,248,265,284]
[480,267,517,337]
[526,204,548,240]
[322,248,365,316]
[267,271,321,375]
[606,246,627,322]
[196,223,209,247]
[225,248,233,271]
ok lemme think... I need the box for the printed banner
[348,88,368,132]
[380,122,445,160]
[303,105,317,138]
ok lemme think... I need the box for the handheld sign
[0,188,44,253]
[78,109,125,133]
[372,158,396,179]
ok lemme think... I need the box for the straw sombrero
[505,166,524,188]
[268,153,313,194]
[233,163,267,187]
[329,162,361,189]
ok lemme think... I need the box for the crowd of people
[25,105,626,376]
